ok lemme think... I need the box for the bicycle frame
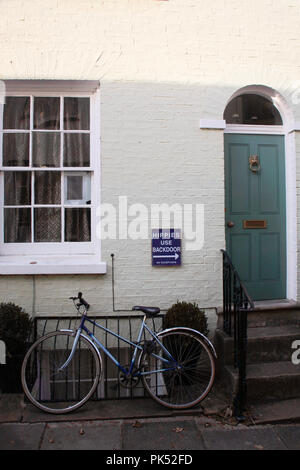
[59,313,178,377]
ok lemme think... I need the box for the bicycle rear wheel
[140,329,215,409]
[21,330,101,414]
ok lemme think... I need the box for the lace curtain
[3,97,91,243]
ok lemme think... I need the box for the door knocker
[249,155,261,173]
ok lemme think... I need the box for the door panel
[259,232,280,281]
[258,144,280,213]
[225,134,286,300]
[229,143,251,214]
[230,233,251,281]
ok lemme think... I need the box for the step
[217,301,300,328]
[247,325,300,364]
[225,361,300,403]
[251,397,300,425]
[214,325,300,365]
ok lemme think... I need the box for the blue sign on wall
[152,229,181,266]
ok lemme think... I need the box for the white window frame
[0,80,106,274]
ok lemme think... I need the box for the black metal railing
[221,249,254,419]
[32,314,164,401]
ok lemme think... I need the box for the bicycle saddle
[132,306,160,317]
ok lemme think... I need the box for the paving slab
[0,422,45,450]
[201,426,287,450]
[275,425,300,450]
[0,394,25,423]
[41,420,122,450]
[123,419,205,450]
[21,397,203,423]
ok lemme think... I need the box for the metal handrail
[221,249,254,420]
[221,249,254,311]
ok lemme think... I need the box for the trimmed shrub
[0,302,32,393]
[0,302,32,358]
[163,301,208,335]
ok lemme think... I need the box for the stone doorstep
[213,305,300,425]
[217,299,300,314]
[216,301,300,328]
[253,300,300,311]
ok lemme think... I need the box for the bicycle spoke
[141,330,215,409]
[21,331,100,414]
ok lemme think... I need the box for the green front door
[224,134,286,301]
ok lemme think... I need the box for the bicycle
[21,292,217,414]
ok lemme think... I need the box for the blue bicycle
[21,293,217,414]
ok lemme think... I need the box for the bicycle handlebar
[69,292,90,310]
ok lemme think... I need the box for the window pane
[32,132,60,167]
[64,172,91,205]
[65,208,91,242]
[34,97,60,130]
[3,133,30,166]
[224,94,283,125]
[64,98,90,130]
[64,133,90,167]
[3,97,30,130]
[4,208,31,243]
[34,208,61,242]
[67,175,83,200]
[4,171,31,205]
[35,171,61,205]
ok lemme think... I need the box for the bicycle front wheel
[140,329,215,409]
[21,331,101,414]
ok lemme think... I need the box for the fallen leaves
[173,427,184,433]
[132,420,142,428]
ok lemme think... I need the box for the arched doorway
[223,85,295,301]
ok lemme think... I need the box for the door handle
[227,221,235,228]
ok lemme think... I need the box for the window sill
[0,256,107,275]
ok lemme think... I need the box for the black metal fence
[221,249,254,419]
[32,313,164,401]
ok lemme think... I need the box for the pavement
[2,380,300,452]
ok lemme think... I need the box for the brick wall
[0,0,300,331]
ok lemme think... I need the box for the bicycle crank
[118,366,141,389]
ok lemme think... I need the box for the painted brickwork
[0,0,300,330]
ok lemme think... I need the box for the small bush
[0,302,32,358]
[163,301,208,336]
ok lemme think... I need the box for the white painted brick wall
[0,0,299,331]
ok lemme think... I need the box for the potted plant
[0,302,33,393]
